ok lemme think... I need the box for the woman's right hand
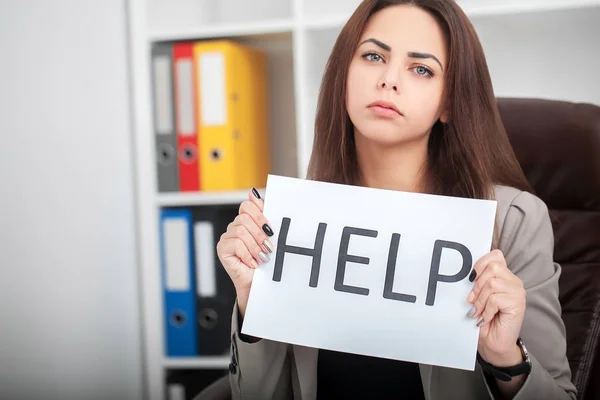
[216,188,275,318]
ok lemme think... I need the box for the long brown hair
[306,0,531,200]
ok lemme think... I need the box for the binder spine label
[199,52,227,126]
[194,221,217,297]
[175,59,195,136]
[154,56,175,135]
[164,218,190,291]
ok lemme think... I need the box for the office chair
[496,97,600,399]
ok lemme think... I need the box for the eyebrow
[359,38,444,71]
[360,38,392,52]
[408,51,444,71]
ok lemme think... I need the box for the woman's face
[346,5,449,147]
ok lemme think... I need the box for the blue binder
[159,208,198,357]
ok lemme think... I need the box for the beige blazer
[227,185,577,399]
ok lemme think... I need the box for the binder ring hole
[198,308,218,329]
[157,144,176,165]
[210,148,223,161]
[169,309,187,327]
[180,144,197,164]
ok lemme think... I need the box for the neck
[355,133,431,194]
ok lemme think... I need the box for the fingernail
[466,306,476,318]
[251,260,259,269]
[467,291,475,303]
[259,251,270,263]
[469,270,477,282]
[262,224,274,237]
[263,239,274,254]
[476,318,484,327]
[252,188,261,199]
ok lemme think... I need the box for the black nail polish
[252,188,261,199]
[469,270,477,282]
[262,224,273,237]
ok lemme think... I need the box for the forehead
[360,5,447,64]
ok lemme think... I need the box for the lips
[367,100,402,115]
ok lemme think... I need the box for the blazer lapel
[419,364,434,400]
[292,344,319,400]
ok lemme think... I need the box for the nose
[378,68,401,94]
[380,81,398,92]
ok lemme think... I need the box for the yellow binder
[193,40,270,192]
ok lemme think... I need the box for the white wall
[471,6,600,106]
[0,1,143,399]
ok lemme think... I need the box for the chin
[354,123,414,146]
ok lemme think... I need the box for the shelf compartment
[147,0,293,37]
[151,31,298,198]
[301,0,361,21]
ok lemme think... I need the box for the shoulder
[492,184,556,275]
[493,184,551,236]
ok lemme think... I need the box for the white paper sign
[242,175,498,371]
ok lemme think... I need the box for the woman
[216,0,577,398]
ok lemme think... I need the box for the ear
[439,109,450,124]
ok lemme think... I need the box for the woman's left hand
[467,249,527,366]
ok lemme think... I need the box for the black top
[316,349,425,399]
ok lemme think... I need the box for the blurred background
[1,0,599,399]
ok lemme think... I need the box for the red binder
[173,42,200,191]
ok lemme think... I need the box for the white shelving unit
[163,356,231,369]
[126,0,600,398]
[156,188,266,207]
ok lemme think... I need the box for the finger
[470,277,512,319]
[219,235,259,270]
[468,261,503,304]
[249,187,264,212]
[232,207,274,256]
[469,249,505,282]
[247,189,273,238]
[239,198,275,244]
[476,293,510,328]
[227,220,270,264]
[231,212,273,259]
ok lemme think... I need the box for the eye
[412,65,434,78]
[362,52,384,63]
